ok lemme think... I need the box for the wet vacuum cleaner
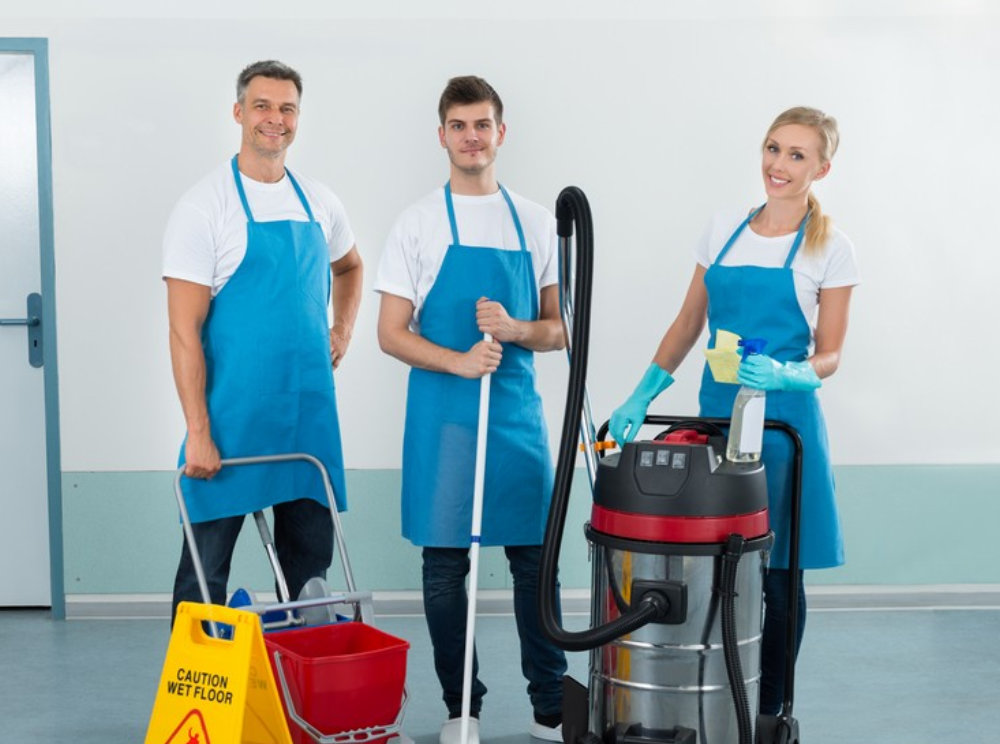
[539,187,805,744]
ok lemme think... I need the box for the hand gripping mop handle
[460,331,493,744]
[173,452,357,636]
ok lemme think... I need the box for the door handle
[0,292,43,367]
[0,316,40,326]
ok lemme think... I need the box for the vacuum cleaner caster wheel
[755,714,799,744]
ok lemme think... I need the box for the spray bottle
[726,338,767,463]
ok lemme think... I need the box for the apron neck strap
[285,168,317,223]
[230,155,317,224]
[713,204,810,268]
[499,184,527,252]
[231,155,256,223]
[444,181,461,245]
[783,210,810,268]
[713,205,762,265]
[444,182,527,252]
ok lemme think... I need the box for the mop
[460,332,492,744]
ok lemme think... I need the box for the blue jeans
[759,568,806,715]
[171,498,333,624]
[422,545,568,718]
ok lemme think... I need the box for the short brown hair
[438,76,503,125]
[237,60,303,103]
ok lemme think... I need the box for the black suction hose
[538,187,667,652]
[720,535,753,744]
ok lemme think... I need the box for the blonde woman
[609,107,859,715]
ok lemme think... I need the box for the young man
[376,76,566,744]
[163,60,362,620]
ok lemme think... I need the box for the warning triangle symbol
[162,709,212,744]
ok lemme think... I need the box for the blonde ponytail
[764,107,840,256]
[804,192,833,256]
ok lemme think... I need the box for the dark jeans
[422,545,568,719]
[759,568,807,716]
[171,498,333,624]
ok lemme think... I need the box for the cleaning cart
[170,452,409,744]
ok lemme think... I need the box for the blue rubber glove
[609,364,674,444]
[738,355,821,391]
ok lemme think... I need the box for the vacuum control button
[671,452,687,469]
[655,449,670,466]
[639,450,654,467]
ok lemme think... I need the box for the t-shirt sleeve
[162,199,215,287]
[820,231,861,289]
[693,216,716,268]
[322,187,356,263]
[374,211,419,303]
[538,212,559,289]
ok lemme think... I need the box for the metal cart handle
[173,452,358,633]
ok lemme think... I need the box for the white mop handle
[461,332,493,744]
[470,332,492,541]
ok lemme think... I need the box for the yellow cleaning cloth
[703,329,742,384]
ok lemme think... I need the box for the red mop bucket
[266,622,409,744]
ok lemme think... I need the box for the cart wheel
[297,576,337,626]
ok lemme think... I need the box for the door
[0,39,62,613]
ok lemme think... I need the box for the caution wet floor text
[144,602,293,744]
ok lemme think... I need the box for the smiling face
[761,123,831,203]
[438,101,506,177]
[233,76,300,160]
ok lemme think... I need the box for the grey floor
[2,601,999,743]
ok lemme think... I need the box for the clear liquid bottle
[726,338,767,463]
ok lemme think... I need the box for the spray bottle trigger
[737,337,767,361]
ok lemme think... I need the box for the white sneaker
[440,717,480,744]
[529,721,563,742]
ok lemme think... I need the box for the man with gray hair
[163,60,362,621]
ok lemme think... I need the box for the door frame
[1,37,64,619]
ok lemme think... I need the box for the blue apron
[400,184,554,547]
[699,208,843,569]
[178,155,348,523]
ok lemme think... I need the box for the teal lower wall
[809,465,999,585]
[61,465,1000,595]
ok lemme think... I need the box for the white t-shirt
[374,186,558,328]
[695,207,860,332]
[162,160,356,296]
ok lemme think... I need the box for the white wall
[6,1,997,470]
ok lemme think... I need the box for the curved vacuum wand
[539,187,669,652]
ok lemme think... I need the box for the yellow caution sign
[145,602,293,744]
